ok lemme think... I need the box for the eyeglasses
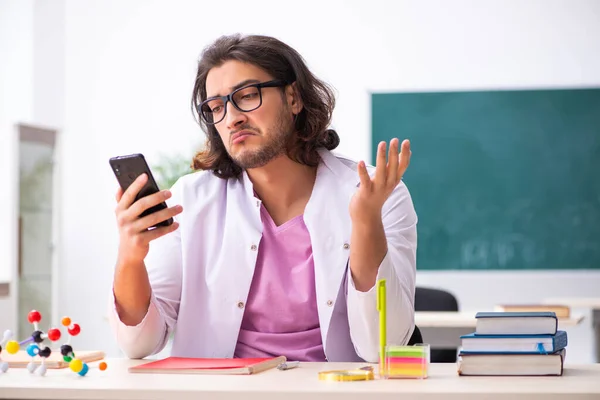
[198,79,288,125]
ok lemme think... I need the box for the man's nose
[225,103,246,129]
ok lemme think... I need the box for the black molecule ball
[38,346,52,358]
[61,344,73,356]
[32,330,44,343]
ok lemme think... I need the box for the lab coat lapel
[304,149,360,351]
[211,174,263,357]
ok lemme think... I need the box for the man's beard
[230,111,292,169]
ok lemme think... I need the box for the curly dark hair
[190,34,340,179]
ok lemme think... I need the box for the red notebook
[128,356,287,375]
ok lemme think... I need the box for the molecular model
[0,330,12,374]
[0,310,107,376]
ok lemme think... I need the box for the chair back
[414,287,460,363]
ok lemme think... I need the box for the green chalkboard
[371,88,600,270]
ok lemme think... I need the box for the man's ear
[286,82,304,115]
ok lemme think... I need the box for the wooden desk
[543,298,600,310]
[415,311,584,348]
[0,359,598,400]
[543,298,600,363]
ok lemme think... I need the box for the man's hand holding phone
[114,173,183,265]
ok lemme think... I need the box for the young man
[108,34,417,363]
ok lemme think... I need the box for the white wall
[32,0,66,332]
[0,0,34,331]
[0,0,65,332]
[4,0,600,362]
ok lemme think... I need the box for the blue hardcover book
[475,312,558,335]
[460,330,568,354]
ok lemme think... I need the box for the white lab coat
[108,148,417,362]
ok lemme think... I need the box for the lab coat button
[343,243,350,249]
[237,301,245,309]
[327,300,334,307]
[250,244,257,251]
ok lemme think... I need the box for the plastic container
[382,343,430,379]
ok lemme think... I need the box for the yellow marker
[377,279,387,375]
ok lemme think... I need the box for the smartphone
[109,153,173,229]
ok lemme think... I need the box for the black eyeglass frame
[198,79,289,125]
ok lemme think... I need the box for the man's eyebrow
[207,79,261,99]
[231,79,261,91]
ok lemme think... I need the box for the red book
[128,356,287,375]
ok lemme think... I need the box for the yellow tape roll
[318,367,375,382]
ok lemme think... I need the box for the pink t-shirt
[234,205,327,362]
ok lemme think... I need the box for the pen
[377,279,387,376]
[277,361,300,371]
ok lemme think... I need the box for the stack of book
[457,311,567,376]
